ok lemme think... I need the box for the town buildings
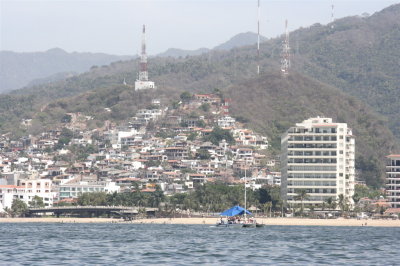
[0,91,275,214]
[386,154,400,208]
[281,117,355,207]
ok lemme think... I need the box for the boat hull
[215,223,244,228]
[242,223,256,228]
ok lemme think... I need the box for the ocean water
[0,223,399,265]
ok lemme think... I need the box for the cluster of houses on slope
[0,93,280,212]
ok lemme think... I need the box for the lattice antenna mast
[257,0,260,75]
[331,3,335,28]
[281,19,290,75]
[139,25,148,81]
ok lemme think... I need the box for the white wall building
[135,80,155,91]
[386,154,400,208]
[136,109,163,123]
[0,179,55,212]
[58,179,120,200]
[217,116,236,128]
[281,117,355,207]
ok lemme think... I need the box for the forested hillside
[289,4,400,140]
[18,71,395,187]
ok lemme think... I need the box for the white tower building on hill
[135,25,155,91]
[281,117,355,208]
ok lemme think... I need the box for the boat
[216,205,253,227]
[216,169,264,228]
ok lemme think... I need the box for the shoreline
[1,217,399,227]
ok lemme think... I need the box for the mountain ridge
[157,32,267,58]
[0,48,133,93]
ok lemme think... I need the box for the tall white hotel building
[281,117,355,207]
[386,154,400,208]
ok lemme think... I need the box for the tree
[197,120,206,128]
[294,189,309,216]
[187,132,198,141]
[77,192,108,206]
[203,126,234,145]
[200,103,210,112]
[55,127,74,150]
[61,114,72,123]
[338,194,349,215]
[263,202,272,217]
[196,149,211,160]
[11,199,28,217]
[29,196,45,208]
[180,91,192,103]
[354,184,384,199]
[325,197,337,211]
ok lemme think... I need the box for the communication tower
[281,20,290,75]
[135,25,155,91]
[257,0,260,75]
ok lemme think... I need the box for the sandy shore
[1,217,399,227]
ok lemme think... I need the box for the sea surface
[0,223,399,265]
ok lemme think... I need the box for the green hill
[27,71,397,187]
[288,4,400,140]
[0,4,399,187]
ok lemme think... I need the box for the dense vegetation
[289,5,400,140]
[72,183,282,215]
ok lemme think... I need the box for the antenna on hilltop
[281,19,290,75]
[257,0,260,75]
[139,25,148,82]
[134,25,156,90]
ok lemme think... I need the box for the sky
[1,0,399,55]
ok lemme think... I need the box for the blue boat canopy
[220,205,252,216]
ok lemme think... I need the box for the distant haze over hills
[0,48,133,93]
[157,32,267,58]
[0,32,266,93]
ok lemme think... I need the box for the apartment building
[0,179,54,211]
[386,154,400,208]
[281,117,355,207]
[58,179,119,200]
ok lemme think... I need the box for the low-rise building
[0,179,55,211]
[58,179,119,200]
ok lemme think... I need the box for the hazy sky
[1,0,399,55]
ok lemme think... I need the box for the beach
[1,217,399,227]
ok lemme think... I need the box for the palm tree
[263,202,272,217]
[338,194,349,216]
[325,197,337,212]
[294,189,309,216]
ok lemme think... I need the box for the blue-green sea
[0,223,399,265]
